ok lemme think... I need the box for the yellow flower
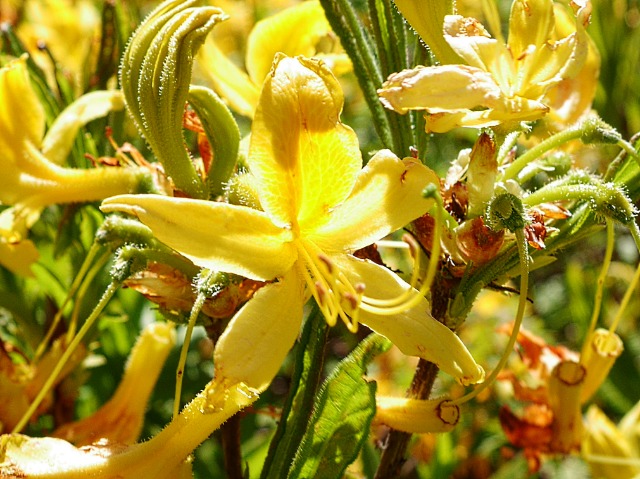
[583,403,640,479]
[378,0,591,132]
[195,0,349,118]
[16,0,100,93]
[0,379,257,479]
[0,209,39,278]
[103,55,484,396]
[538,2,600,133]
[0,56,153,275]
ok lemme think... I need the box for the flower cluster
[0,0,639,477]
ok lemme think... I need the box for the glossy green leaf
[288,334,392,479]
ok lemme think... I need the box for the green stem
[319,0,396,152]
[67,249,112,340]
[13,281,122,433]
[500,127,584,182]
[33,242,104,362]
[173,287,208,419]
[580,220,614,358]
[453,228,530,406]
[608,250,640,333]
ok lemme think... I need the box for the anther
[342,292,359,311]
[315,281,328,306]
[317,253,334,275]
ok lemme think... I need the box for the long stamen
[297,241,363,332]
[296,253,338,326]
[362,234,424,309]
[361,202,443,316]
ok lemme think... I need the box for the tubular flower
[195,0,350,118]
[53,323,176,446]
[103,55,485,395]
[0,56,153,275]
[378,0,591,132]
[0,379,258,479]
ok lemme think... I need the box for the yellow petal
[543,5,599,127]
[378,65,503,114]
[518,34,579,98]
[0,56,45,163]
[308,151,438,253]
[0,434,110,476]
[338,256,485,385]
[314,53,352,77]
[196,38,260,118]
[424,96,549,133]
[583,405,640,479]
[101,195,297,281]
[508,0,555,60]
[246,1,332,85]
[375,396,459,433]
[0,379,255,478]
[249,55,361,228]
[619,399,640,454]
[0,207,40,277]
[42,90,125,165]
[214,269,305,391]
[443,15,500,72]
[393,0,463,64]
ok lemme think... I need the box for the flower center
[295,235,432,333]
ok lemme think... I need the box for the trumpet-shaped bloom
[195,1,349,118]
[103,55,484,395]
[0,56,153,275]
[53,322,175,446]
[0,379,258,478]
[378,0,591,132]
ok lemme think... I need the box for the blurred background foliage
[0,0,639,477]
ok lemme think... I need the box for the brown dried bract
[524,204,570,250]
[124,263,265,320]
[456,217,505,264]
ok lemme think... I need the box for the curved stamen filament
[361,234,427,313]
[298,226,443,332]
[297,241,361,332]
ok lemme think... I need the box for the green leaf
[188,86,239,198]
[288,334,392,479]
[120,0,227,199]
